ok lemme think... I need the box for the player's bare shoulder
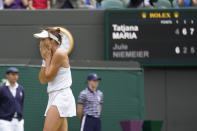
[54,48,69,67]
[54,49,68,59]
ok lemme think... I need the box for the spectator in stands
[84,0,96,8]
[128,0,154,8]
[4,0,28,9]
[55,0,89,8]
[51,0,56,8]
[28,0,51,9]
[0,0,3,9]
[5,0,28,9]
[177,0,197,7]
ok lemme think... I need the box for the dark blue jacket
[0,84,24,121]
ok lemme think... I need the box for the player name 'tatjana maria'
[112,24,139,40]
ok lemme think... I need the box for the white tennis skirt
[44,87,76,117]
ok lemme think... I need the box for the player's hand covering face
[40,39,52,60]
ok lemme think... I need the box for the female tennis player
[33,27,76,131]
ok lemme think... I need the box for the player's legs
[43,105,64,131]
[58,118,68,131]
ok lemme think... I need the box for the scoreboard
[105,9,197,66]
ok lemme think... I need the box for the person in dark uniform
[0,67,25,131]
[55,0,89,8]
[77,73,104,131]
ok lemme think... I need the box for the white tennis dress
[44,63,76,117]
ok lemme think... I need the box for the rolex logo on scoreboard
[142,12,147,19]
[174,12,179,19]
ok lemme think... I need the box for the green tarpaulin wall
[0,66,145,131]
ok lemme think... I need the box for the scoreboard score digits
[105,9,197,66]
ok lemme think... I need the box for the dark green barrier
[0,66,145,131]
[143,120,163,131]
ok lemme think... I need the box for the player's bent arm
[39,67,48,84]
[44,51,65,82]
[77,104,84,121]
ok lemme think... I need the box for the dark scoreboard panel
[105,9,197,66]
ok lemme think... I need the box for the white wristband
[42,60,46,67]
